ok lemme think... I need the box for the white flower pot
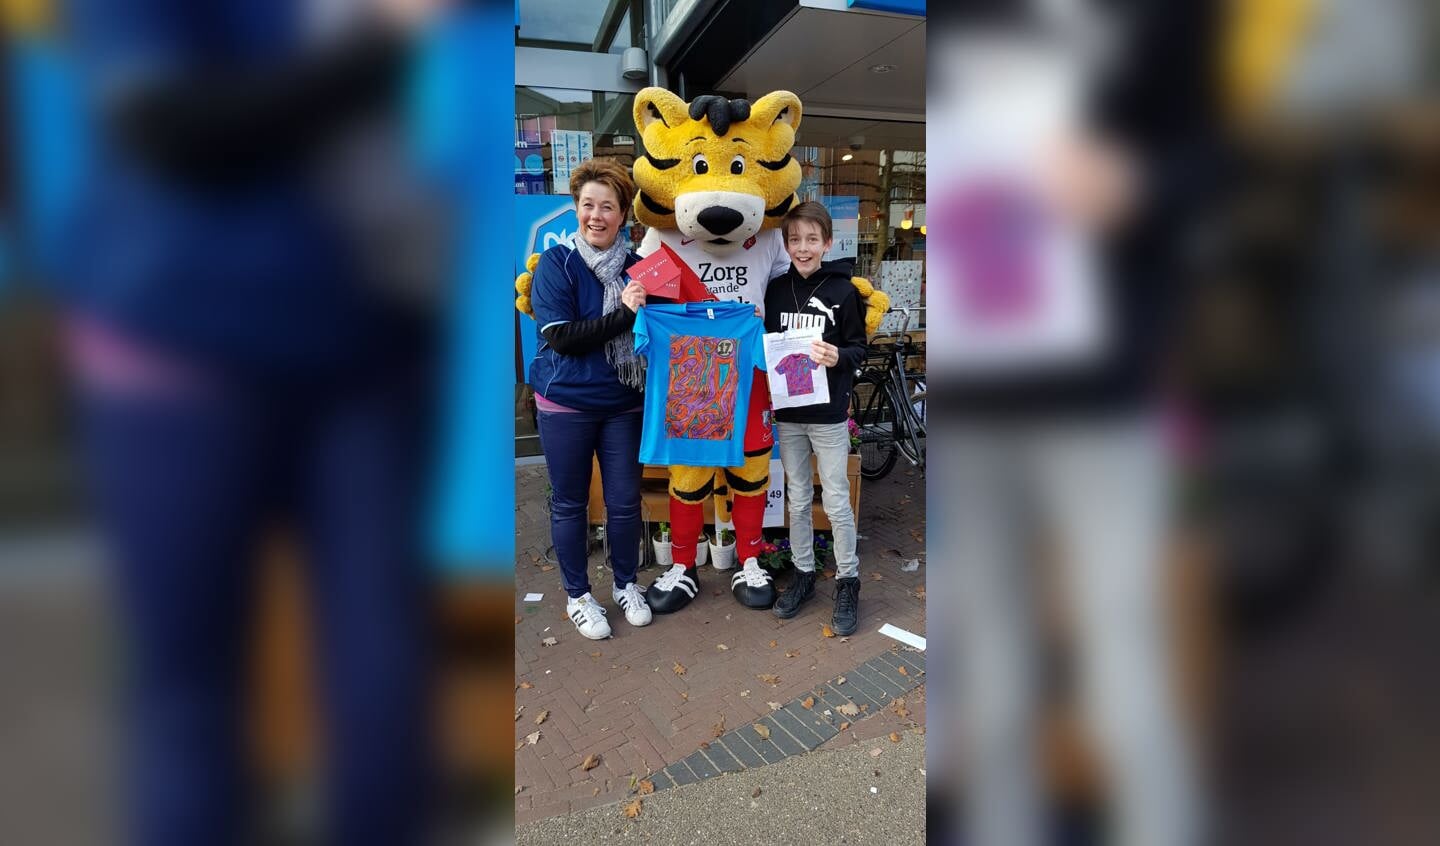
[652,538,673,569]
[708,537,736,571]
[695,536,709,567]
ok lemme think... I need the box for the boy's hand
[810,340,839,367]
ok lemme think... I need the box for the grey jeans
[777,421,859,578]
[930,417,1202,846]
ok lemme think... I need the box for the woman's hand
[621,280,647,312]
[810,340,839,368]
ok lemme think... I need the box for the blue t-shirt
[634,302,766,467]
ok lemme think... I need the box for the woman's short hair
[782,200,833,242]
[569,159,636,217]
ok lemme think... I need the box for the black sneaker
[730,558,776,609]
[646,564,699,614]
[773,569,817,619]
[832,576,860,636]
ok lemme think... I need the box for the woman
[529,158,651,639]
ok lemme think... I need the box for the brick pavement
[512,464,927,824]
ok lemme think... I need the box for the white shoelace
[570,596,608,627]
[732,561,772,588]
[615,582,647,610]
[654,565,696,596]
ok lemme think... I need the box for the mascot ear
[634,87,692,134]
[748,91,802,132]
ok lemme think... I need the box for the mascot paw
[514,253,542,318]
[861,285,890,337]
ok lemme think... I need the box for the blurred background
[1,0,517,843]
[926,1,1440,845]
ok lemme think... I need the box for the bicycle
[851,307,926,480]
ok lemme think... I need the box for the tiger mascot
[518,87,887,613]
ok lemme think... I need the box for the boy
[763,201,868,634]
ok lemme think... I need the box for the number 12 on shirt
[763,328,830,410]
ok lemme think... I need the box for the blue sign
[847,0,924,15]
[514,195,578,374]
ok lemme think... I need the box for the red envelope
[627,248,682,298]
[658,242,717,303]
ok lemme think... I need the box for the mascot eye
[692,154,710,175]
[730,155,745,175]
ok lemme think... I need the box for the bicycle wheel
[851,373,899,480]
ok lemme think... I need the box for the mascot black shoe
[646,564,700,614]
[730,557,776,609]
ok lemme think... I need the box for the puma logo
[807,297,837,325]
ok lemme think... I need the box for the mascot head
[632,87,803,254]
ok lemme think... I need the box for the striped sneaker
[613,581,653,627]
[730,558,776,609]
[646,564,699,614]
[566,593,611,640]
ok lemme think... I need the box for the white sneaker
[566,593,611,640]
[612,582,653,627]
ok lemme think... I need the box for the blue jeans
[537,409,642,598]
[79,367,432,846]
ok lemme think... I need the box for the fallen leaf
[525,731,541,745]
[821,625,835,638]
[711,716,726,738]
[541,637,558,647]
[767,701,782,711]
[515,785,524,795]
[915,587,927,601]
[840,721,851,731]
[581,753,601,771]
[514,741,524,751]
[840,637,850,643]
[589,651,602,658]
[753,724,771,740]
[757,673,781,685]
[801,697,815,710]
[889,732,902,743]
[628,775,638,790]
[717,643,730,651]
[898,666,909,676]
[699,741,710,750]
[520,681,534,690]
[870,748,883,758]
[860,704,869,712]
[622,799,643,819]
[739,690,750,698]
[515,616,524,625]
[534,710,549,725]
[837,703,860,717]
[870,573,884,582]
[540,564,556,572]
[680,692,689,702]
[836,676,847,684]
[784,649,800,658]
[673,662,687,676]
[768,640,778,649]
[514,705,524,721]
[637,779,655,796]
[892,699,911,719]
[752,787,762,798]
[592,787,601,796]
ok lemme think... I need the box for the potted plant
[757,537,793,574]
[707,527,736,571]
[847,415,861,454]
[814,532,833,569]
[652,521,673,568]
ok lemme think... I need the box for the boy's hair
[781,200,833,242]
[569,158,636,217]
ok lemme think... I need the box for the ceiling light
[869,64,897,74]
[842,153,854,162]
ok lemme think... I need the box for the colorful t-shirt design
[774,352,819,397]
[666,335,740,440]
[634,302,766,467]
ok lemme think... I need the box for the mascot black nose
[697,206,744,236]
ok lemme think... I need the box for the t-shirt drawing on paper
[763,326,830,411]
[634,302,766,467]
[774,353,819,396]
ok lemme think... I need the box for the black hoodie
[763,259,868,424]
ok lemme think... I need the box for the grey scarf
[572,233,645,390]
